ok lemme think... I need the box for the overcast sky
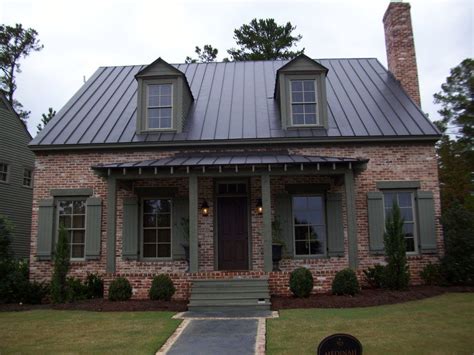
[1,0,472,136]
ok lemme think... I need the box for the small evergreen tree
[0,214,14,260]
[36,107,56,133]
[50,226,70,303]
[383,202,410,290]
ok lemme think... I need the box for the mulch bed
[271,286,474,310]
[0,298,188,312]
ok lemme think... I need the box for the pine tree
[50,226,70,303]
[36,107,56,133]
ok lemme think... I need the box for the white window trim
[289,79,319,127]
[146,83,174,131]
[291,194,327,258]
[22,167,33,188]
[382,190,419,255]
[55,198,87,261]
[140,197,173,261]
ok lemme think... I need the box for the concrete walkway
[157,311,276,355]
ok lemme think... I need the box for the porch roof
[92,153,368,172]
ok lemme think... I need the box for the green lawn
[267,293,474,355]
[0,310,180,354]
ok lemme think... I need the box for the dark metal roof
[93,153,368,170]
[31,58,440,148]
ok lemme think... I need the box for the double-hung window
[58,200,86,259]
[143,199,172,258]
[290,80,317,126]
[23,168,33,187]
[293,195,326,256]
[147,84,173,129]
[0,163,9,182]
[383,191,417,253]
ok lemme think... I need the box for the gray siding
[0,102,34,258]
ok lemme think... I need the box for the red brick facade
[29,142,442,300]
[383,2,421,106]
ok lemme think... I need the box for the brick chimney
[383,0,421,106]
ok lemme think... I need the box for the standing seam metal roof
[30,58,440,147]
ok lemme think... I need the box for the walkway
[157,311,276,355]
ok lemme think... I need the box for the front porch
[93,152,367,299]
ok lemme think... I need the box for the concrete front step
[188,278,271,312]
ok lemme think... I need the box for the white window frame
[56,198,87,261]
[22,168,33,188]
[382,190,419,255]
[146,83,174,130]
[140,197,173,260]
[289,79,319,127]
[292,194,327,258]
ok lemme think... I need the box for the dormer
[274,54,329,130]
[136,58,193,134]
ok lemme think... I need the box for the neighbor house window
[58,200,86,259]
[383,191,417,253]
[143,199,172,258]
[293,196,326,256]
[23,168,33,187]
[0,163,9,182]
[290,80,317,126]
[147,84,172,129]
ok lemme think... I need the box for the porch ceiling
[92,153,368,173]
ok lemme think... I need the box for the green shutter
[37,199,55,260]
[416,191,437,253]
[172,197,189,260]
[85,197,102,260]
[122,197,139,260]
[275,194,293,258]
[367,192,385,254]
[327,193,344,257]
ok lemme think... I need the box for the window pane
[159,107,172,118]
[398,192,412,208]
[303,80,315,91]
[157,244,171,258]
[149,95,159,106]
[73,215,85,228]
[294,226,307,241]
[293,114,304,125]
[143,229,156,243]
[71,244,84,258]
[158,199,171,213]
[304,211,323,225]
[293,196,306,210]
[403,223,414,238]
[291,80,303,91]
[157,214,171,227]
[405,238,415,252]
[305,114,317,124]
[310,240,322,255]
[307,196,322,210]
[292,92,303,102]
[144,200,158,214]
[59,215,72,228]
[143,214,156,227]
[148,85,160,96]
[400,207,413,221]
[158,229,171,243]
[59,201,73,215]
[143,244,156,258]
[148,110,160,128]
[160,84,172,95]
[295,241,309,255]
[383,192,394,208]
[304,91,315,102]
[73,230,85,244]
[160,117,171,128]
[305,104,316,114]
[292,104,304,114]
[159,95,172,106]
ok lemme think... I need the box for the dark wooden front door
[217,196,249,270]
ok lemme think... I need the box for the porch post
[106,177,117,273]
[189,175,199,273]
[261,174,273,272]
[344,170,358,269]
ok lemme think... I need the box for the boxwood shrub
[108,277,132,301]
[332,268,360,296]
[289,267,313,298]
[149,274,176,301]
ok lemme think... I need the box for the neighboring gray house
[0,92,34,258]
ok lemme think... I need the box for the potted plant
[272,217,286,271]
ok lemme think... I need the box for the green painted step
[188,300,271,307]
[187,305,271,312]
[190,293,270,301]
[192,280,268,288]
[191,287,269,294]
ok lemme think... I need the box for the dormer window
[290,79,317,125]
[147,84,173,129]
[274,54,329,130]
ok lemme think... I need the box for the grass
[0,310,180,354]
[267,293,474,355]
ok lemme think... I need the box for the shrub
[363,264,386,289]
[332,268,360,296]
[66,277,88,302]
[24,281,49,304]
[85,273,104,299]
[0,214,14,260]
[289,267,313,298]
[420,263,443,286]
[149,274,176,301]
[440,202,474,285]
[50,226,70,303]
[0,259,29,303]
[108,277,132,301]
[383,202,410,290]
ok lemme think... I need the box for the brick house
[29,2,442,308]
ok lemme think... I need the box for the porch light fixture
[256,199,263,215]
[201,200,209,216]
